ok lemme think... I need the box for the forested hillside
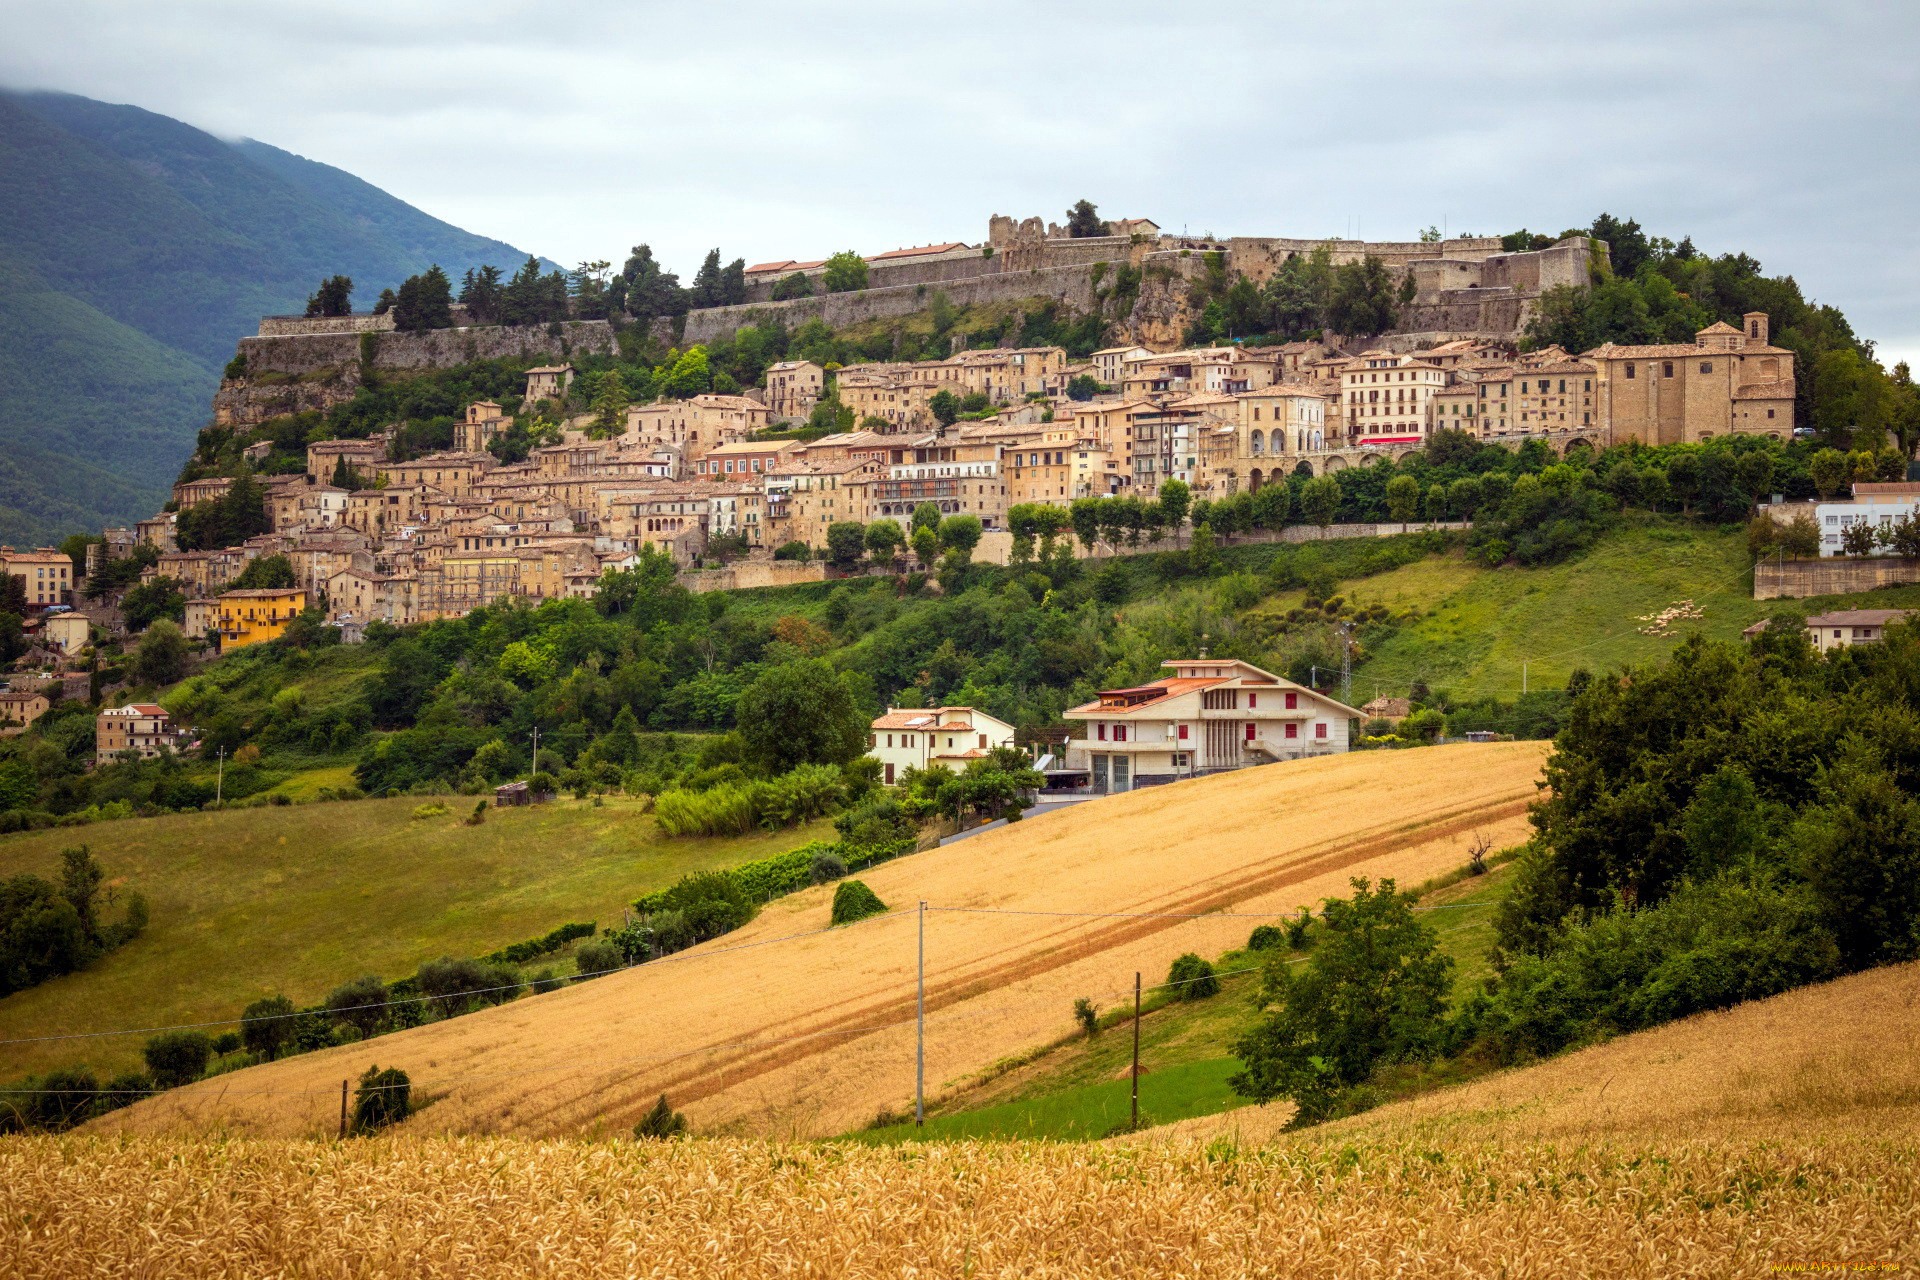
[0,90,546,542]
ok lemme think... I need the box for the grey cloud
[2,0,1915,361]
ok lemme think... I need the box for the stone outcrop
[214,321,618,427]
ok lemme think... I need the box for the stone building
[1341,352,1447,446]
[0,547,72,608]
[524,365,575,405]
[1585,315,1796,444]
[764,360,824,421]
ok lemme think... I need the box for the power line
[0,893,1496,1059]
[0,908,917,1047]
[926,903,1488,920]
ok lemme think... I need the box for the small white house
[1062,658,1364,792]
[868,706,1019,784]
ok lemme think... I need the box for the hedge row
[631,836,917,916]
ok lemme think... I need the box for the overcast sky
[6,0,1917,364]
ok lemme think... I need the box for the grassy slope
[1348,522,1760,699]
[0,796,833,1080]
[1311,519,1920,701]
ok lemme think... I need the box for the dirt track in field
[97,742,1549,1138]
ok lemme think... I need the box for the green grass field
[1349,522,1762,699]
[859,1057,1248,1143]
[0,797,833,1079]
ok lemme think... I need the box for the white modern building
[869,706,1020,784]
[1062,658,1364,792]
[1815,482,1920,557]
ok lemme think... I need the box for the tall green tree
[1230,878,1453,1124]
[822,251,869,294]
[1065,199,1108,237]
[392,265,454,332]
[304,275,353,317]
[132,619,189,686]
[1325,257,1397,336]
[734,659,867,775]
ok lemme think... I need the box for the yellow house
[214,587,307,650]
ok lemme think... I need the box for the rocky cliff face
[212,320,619,427]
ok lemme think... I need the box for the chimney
[1744,311,1769,348]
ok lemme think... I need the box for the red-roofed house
[868,706,1018,783]
[1063,658,1363,791]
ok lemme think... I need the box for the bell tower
[1744,311,1769,347]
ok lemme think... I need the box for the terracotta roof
[744,260,797,274]
[1851,483,1920,496]
[1806,609,1913,627]
[866,242,970,261]
[1064,677,1225,716]
[1697,321,1741,335]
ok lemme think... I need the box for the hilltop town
[0,210,1805,666]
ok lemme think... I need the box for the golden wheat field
[95,742,1548,1140]
[7,963,1918,1279]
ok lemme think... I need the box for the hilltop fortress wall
[685,217,1603,349]
[212,320,616,426]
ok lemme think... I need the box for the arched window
[1249,429,1265,455]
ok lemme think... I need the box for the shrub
[465,799,488,826]
[1285,909,1313,950]
[241,990,297,1059]
[1166,953,1219,1000]
[326,975,390,1038]
[573,939,623,977]
[643,872,756,942]
[810,850,848,884]
[1230,879,1451,1124]
[654,784,758,837]
[1246,925,1284,951]
[143,1030,212,1088]
[1472,878,1842,1061]
[351,1065,410,1133]
[632,1093,687,1138]
[530,968,564,995]
[98,1070,154,1114]
[211,1031,242,1055]
[646,908,695,956]
[412,802,448,820]
[831,879,889,926]
[415,956,519,1014]
[487,922,596,966]
[1,1068,98,1132]
[1073,997,1099,1039]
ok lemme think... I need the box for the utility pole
[915,901,927,1129]
[338,1078,348,1139]
[215,746,225,805]
[1522,659,1528,695]
[1130,972,1142,1132]
[1341,624,1353,707]
[529,725,540,778]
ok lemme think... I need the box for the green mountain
[0,89,549,544]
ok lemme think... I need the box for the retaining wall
[1754,556,1920,600]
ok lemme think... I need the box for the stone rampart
[236,321,617,378]
[679,559,829,593]
[1754,556,1920,600]
[743,249,1001,304]
[677,264,1112,347]
[1228,236,1504,282]
[257,313,395,337]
